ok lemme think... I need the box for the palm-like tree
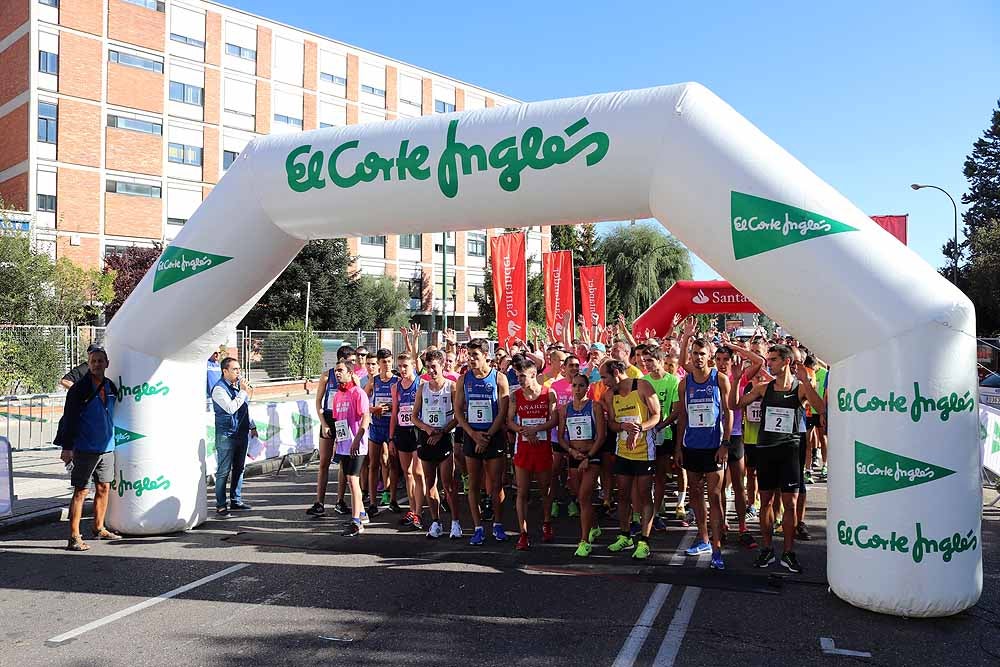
[601,223,692,320]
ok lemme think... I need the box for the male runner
[390,353,424,531]
[548,354,580,519]
[611,340,643,379]
[308,345,357,516]
[455,338,510,545]
[713,345,757,549]
[559,373,606,556]
[327,359,371,537]
[641,346,680,531]
[676,338,733,570]
[365,348,397,517]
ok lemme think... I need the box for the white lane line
[46,563,250,646]
[651,586,702,666]
[611,583,673,667]
[669,531,696,566]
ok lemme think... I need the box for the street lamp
[910,183,959,285]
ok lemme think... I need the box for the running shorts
[613,457,655,476]
[513,440,551,473]
[462,430,507,460]
[727,434,744,464]
[755,446,800,493]
[417,431,455,463]
[681,447,723,474]
[393,426,419,453]
[334,453,366,476]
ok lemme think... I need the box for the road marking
[611,583,673,667]
[45,563,250,646]
[820,637,872,657]
[652,586,702,666]
[669,532,697,566]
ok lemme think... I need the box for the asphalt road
[1,467,997,667]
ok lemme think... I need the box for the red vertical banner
[579,265,606,330]
[543,250,575,341]
[490,232,528,346]
[870,215,908,245]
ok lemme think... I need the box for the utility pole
[442,231,448,332]
[301,281,311,382]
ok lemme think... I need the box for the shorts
[513,440,552,473]
[655,435,674,459]
[369,422,390,444]
[71,450,114,489]
[462,430,507,460]
[334,453,366,477]
[798,435,808,494]
[744,442,758,468]
[755,446,800,493]
[681,447,724,474]
[393,427,419,453]
[417,431,455,463]
[613,457,655,476]
[727,434,744,463]
[567,451,603,468]
[806,414,822,430]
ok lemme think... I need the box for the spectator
[210,357,257,515]
[60,343,103,390]
[206,351,222,398]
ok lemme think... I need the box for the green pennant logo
[292,413,318,439]
[153,246,233,292]
[114,425,146,447]
[254,420,280,440]
[731,192,858,260]
[854,441,955,498]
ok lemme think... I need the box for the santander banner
[490,232,528,346]
[543,250,575,340]
[579,265,607,329]
[632,280,760,336]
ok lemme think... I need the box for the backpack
[53,379,107,449]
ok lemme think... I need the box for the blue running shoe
[685,540,712,556]
[652,516,667,532]
[493,523,509,542]
[469,526,486,546]
[710,550,725,570]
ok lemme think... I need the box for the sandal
[67,535,90,551]
[93,527,122,541]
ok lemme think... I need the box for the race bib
[334,419,351,444]
[687,402,713,428]
[425,407,444,428]
[747,401,762,423]
[398,404,414,426]
[764,406,795,434]
[566,416,593,441]
[469,399,493,425]
[375,396,392,409]
[521,416,546,432]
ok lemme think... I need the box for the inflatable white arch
[104,83,981,617]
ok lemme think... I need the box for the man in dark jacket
[59,347,120,551]
[211,357,256,515]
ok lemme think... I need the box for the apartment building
[0,0,551,329]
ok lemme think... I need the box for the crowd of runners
[304,316,829,574]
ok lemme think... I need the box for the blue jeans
[215,433,248,508]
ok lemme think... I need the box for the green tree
[578,223,600,266]
[600,223,692,320]
[104,244,161,321]
[550,225,580,253]
[241,239,359,330]
[474,250,545,339]
[353,275,410,329]
[956,99,1000,335]
[260,319,324,379]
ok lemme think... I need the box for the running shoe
[427,521,443,539]
[632,540,651,560]
[359,512,370,526]
[574,540,593,557]
[653,515,667,532]
[411,515,424,532]
[492,523,509,542]
[399,511,415,526]
[821,465,828,479]
[376,479,385,494]
[745,505,758,521]
[229,501,252,511]
[306,502,325,516]
[774,522,784,536]
[333,500,349,515]
[780,551,803,573]
[675,505,687,521]
[739,531,759,550]
[588,525,603,543]
[342,520,362,537]
[710,550,725,570]
[567,500,580,518]
[367,503,380,519]
[482,498,494,522]
[469,526,486,546]
[449,520,463,539]
[542,522,554,543]
[516,532,530,551]
[685,540,712,556]
[796,523,812,541]
[608,535,634,552]
[753,546,776,568]
[804,471,814,485]
[551,501,561,518]
[389,500,402,514]
[685,508,696,525]
[380,490,391,506]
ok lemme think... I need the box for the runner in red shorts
[506,358,558,550]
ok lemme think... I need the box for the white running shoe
[360,512,370,525]
[427,521,443,539]
[449,520,463,539]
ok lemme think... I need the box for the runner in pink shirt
[329,359,371,537]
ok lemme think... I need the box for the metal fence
[244,330,379,384]
[0,393,62,450]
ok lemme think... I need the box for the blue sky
[228,0,998,279]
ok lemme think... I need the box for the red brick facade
[56,98,101,167]
[58,32,102,101]
[0,172,28,210]
[303,40,317,90]
[106,126,161,175]
[303,92,316,130]
[256,26,271,79]
[56,236,100,269]
[107,62,164,114]
[59,0,104,37]
[255,80,270,133]
[204,11,222,66]
[204,68,220,125]
[385,65,398,113]
[105,192,162,238]
[0,0,28,39]
[422,77,433,116]
[56,167,100,234]
[346,54,359,102]
[108,0,165,51]
[203,126,219,184]
[0,35,28,107]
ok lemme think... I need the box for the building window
[274,114,303,128]
[170,33,205,48]
[36,194,56,212]
[169,81,204,106]
[225,43,256,61]
[434,239,456,254]
[38,51,58,75]
[39,0,59,7]
[320,72,346,85]
[168,143,203,166]
[361,235,386,246]
[167,217,186,226]
[400,97,420,108]
[434,100,456,113]
[399,233,421,250]
[106,180,161,198]
[223,150,238,170]
[37,102,57,143]
[122,0,165,11]
[361,84,386,97]
[434,275,457,300]
[467,233,486,257]
[109,50,164,73]
[470,284,486,301]
[107,115,161,135]
[400,277,423,306]
[319,122,334,128]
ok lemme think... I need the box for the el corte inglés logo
[730,192,858,260]
[153,246,233,292]
[854,440,955,498]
